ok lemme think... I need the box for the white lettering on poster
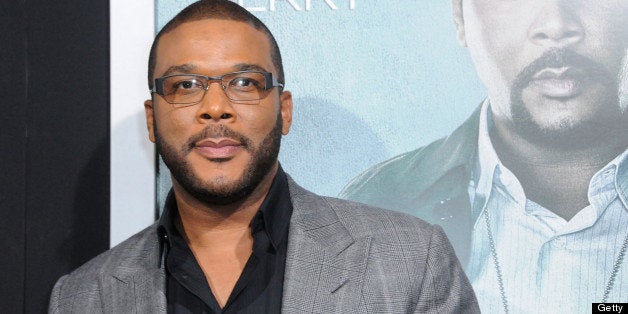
[236,0,356,11]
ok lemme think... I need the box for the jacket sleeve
[413,225,480,313]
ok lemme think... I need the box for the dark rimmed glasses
[151,71,284,107]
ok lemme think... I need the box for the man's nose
[195,82,236,123]
[528,1,584,48]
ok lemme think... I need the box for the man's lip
[529,67,584,98]
[532,66,588,80]
[194,138,242,159]
[195,138,242,148]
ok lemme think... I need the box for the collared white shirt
[466,100,628,313]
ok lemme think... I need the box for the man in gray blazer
[49,1,478,313]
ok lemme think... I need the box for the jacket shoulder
[339,107,481,211]
[49,224,159,312]
[338,138,446,205]
[349,140,443,185]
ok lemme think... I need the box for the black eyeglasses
[151,71,284,107]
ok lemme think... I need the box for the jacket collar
[281,176,370,313]
[411,105,481,195]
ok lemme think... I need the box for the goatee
[155,112,282,206]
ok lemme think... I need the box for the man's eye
[230,77,260,90]
[174,79,201,90]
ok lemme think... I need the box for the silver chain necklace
[483,208,628,313]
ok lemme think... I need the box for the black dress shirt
[157,167,293,313]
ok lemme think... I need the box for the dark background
[1,1,110,312]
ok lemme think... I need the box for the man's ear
[452,0,467,47]
[144,99,156,143]
[279,91,293,135]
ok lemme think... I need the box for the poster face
[155,0,628,312]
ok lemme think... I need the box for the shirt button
[553,237,566,248]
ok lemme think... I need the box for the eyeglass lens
[161,72,269,105]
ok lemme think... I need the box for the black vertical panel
[23,1,110,312]
[0,1,27,313]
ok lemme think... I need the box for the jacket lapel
[282,178,371,313]
[409,104,481,196]
[101,228,168,313]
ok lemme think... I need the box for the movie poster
[155,1,628,312]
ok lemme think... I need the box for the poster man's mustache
[513,48,614,90]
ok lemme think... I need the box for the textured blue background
[156,0,485,197]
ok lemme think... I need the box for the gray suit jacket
[49,178,479,313]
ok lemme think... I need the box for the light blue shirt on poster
[466,101,628,314]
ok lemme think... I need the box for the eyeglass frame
[150,70,284,105]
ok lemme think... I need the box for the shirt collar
[473,100,527,218]
[591,148,628,214]
[156,188,177,268]
[617,149,628,210]
[474,99,499,200]
[253,164,292,251]
[473,100,628,221]
[157,164,293,262]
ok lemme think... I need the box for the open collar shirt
[467,100,628,313]
[157,166,293,314]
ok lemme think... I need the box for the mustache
[513,48,614,90]
[182,124,252,153]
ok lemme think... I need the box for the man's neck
[490,120,626,221]
[172,163,278,246]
